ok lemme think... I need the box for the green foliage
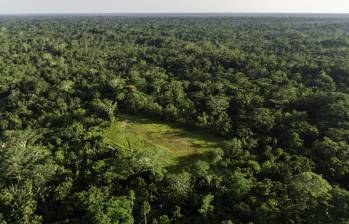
[77,187,134,224]
[290,172,332,198]
[0,130,56,185]
[0,15,348,223]
[198,194,214,217]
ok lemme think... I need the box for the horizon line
[0,12,349,15]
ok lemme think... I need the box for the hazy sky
[1,0,349,14]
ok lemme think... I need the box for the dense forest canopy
[0,15,349,223]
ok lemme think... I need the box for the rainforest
[0,15,349,223]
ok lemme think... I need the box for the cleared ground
[104,114,224,170]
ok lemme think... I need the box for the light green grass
[104,114,223,170]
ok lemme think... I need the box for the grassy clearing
[104,114,224,169]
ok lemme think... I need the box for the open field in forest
[104,114,224,170]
